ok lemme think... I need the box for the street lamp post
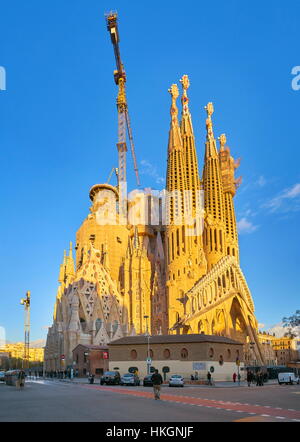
[20,291,30,370]
[144,315,151,375]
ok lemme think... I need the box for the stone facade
[108,334,244,381]
[45,72,265,371]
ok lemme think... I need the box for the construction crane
[20,291,30,370]
[106,167,118,184]
[105,12,140,188]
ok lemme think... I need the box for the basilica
[44,75,265,371]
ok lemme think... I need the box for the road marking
[83,385,300,420]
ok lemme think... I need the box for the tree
[282,310,300,338]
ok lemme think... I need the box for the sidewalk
[46,377,278,388]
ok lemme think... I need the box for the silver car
[120,373,140,386]
[169,375,184,387]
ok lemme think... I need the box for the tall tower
[165,84,188,331]
[179,75,207,281]
[218,134,241,261]
[123,227,151,335]
[202,103,226,271]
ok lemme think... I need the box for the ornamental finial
[168,84,179,122]
[218,133,227,147]
[180,74,190,114]
[168,84,179,100]
[205,102,214,118]
[205,102,214,137]
[180,74,190,91]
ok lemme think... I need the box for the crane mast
[105,12,140,190]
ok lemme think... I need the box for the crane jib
[105,12,140,187]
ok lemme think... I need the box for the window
[227,349,231,359]
[163,349,171,359]
[180,348,188,359]
[209,347,214,358]
[149,349,154,358]
[219,355,224,365]
[130,349,137,360]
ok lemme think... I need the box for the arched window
[219,355,224,365]
[163,349,171,359]
[130,349,137,360]
[209,347,214,358]
[227,349,231,359]
[180,348,188,359]
[149,349,154,359]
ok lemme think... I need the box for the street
[0,379,299,422]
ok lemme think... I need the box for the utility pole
[20,291,30,370]
[144,315,151,375]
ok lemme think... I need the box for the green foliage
[282,310,300,328]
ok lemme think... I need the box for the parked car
[143,375,153,387]
[0,371,6,382]
[278,372,300,385]
[120,373,140,386]
[100,371,121,385]
[169,375,184,387]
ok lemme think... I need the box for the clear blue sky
[0,0,299,343]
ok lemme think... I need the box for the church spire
[179,74,201,217]
[180,74,193,136]
[166,84,186,224]
[65,242,75,281]
[58,250,67,284]
[204,102,219,159]
[218,133,241,262]
[202,103,226,270]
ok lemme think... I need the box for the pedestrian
[259,372,264,386]
[19,370,25,389]
[151,369,163,400]
[207,371,212,386]
[247,370,252,387]
[256,371,262,386]
[237,373,241,384]
[233,372,237,383]
[190,374,194,381]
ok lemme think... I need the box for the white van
[278,372,299,385]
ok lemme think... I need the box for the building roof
[109,334,243,346]
[72,344,108,352]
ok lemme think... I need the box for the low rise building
[0,343,44,363]
[72,344,109,377]
[257,332,300,366]
[108,334,244,381]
